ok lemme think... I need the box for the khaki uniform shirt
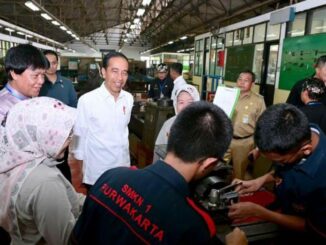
[232,91,266,137]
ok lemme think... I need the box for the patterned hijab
[173,84,200,114]
[0,97,76,235]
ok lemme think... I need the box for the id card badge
[242,114,249,124]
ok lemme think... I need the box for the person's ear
[201,157,219,170]
[10,70,19,81]
[301,143,312,156]
[101,67,106,78]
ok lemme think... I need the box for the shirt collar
[174,75,183,84]
[99,82,125,100]
[146,160,189,196]
[293,125,325,177]
[5,82,29,100]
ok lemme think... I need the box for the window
[254,23,266,43]
[233,29,242,46]
[309,7,326,34]
[209,36,224,76]
[225,32,233,47]
[266,23,280,41]
[287,12,306,37]
[194,39,204,76]
[252,44,264,84]
[243,26,253,44]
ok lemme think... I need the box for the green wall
[279,33,326,90]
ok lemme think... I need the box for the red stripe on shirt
[186,197,216,237]
[89,194,150,245]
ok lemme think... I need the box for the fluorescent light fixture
[17,31,25,35]
[75,37,80,40]
[25,1,40,11]
[51,20,60,26]
[142,0,151,6]
[168,41,174,44]
[41,13,52,20]
[180,36,187,40]
[67,30,72,34]
[137,8,145,16]
[26,34,33,38]
[130,24,136,29]
[133,18,140,24]
[5,27,14,32]
[60,26,67,31]
[124,39,128,42]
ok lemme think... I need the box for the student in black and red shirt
[70,101,242,245]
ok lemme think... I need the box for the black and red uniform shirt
[71,160,217,244]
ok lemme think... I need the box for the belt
[233,134,253,140]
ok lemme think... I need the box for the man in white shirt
[73,52,134,188]
[170,62,187,101]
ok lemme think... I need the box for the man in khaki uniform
[229,70,266,179]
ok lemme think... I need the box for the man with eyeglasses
[225,70,266,180]
[228,103,326,243]
[72,52,134,190]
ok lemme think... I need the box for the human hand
[225,227,248,245]
[232,178,263,195]
[228,202,263,220]
[248,147,260,162]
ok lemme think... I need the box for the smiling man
[0,44,48,125]
[72,51,134,189]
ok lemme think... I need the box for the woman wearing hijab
[0,97,85,245]
[153,84,200,161]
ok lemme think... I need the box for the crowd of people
[0,43,326,244]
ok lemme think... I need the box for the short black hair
[170,63,183,75]
[316,55,326,68]
[43,50,59,61]
[167,101,233,162]
[301,77,325,101]
[102,51,128,69]
[239,70,256,83]
[254,103,311,154]
[5,44,49,81]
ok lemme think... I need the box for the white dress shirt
[73,83,134,185]
[171,75,187,101]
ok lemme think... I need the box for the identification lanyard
[159,80,167,93]
[5,83,28,101]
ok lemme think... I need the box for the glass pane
[266,23,280,41]
[194,53,199,75]
[254,23,266,43]
[199,39,204,51]
[195,40,200,51]
[198,53,203,75]
[225,32,233,47]
[309,7,326,34]
[211,36,217,49]
[243,26,253,44]
[205,37,210,50]
[233,29,242,46]
[266,45,279,85]
[287,12,306,37]
[209,49,216,75]
[204,50,210,75]
[252,44,264,84]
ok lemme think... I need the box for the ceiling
[0,0,302,54]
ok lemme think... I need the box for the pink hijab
[0,97,76,235]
